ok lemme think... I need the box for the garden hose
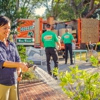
[17,63,37,100]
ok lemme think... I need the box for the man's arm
[72,39,75,43]
[56,41,61,50]
[41,34,44,47]
[71,34,75,43]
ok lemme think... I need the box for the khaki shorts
[0,84,18,100]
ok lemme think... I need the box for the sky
[35,7,46,16]
[35,0,51,16]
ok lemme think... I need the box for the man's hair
[0,16,11,26]
[46,24,51,28]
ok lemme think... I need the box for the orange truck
[16,18,100,50]
[17,19,35,46]
[16,18,66,50]
[68,18,100,49]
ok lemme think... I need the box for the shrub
[53,66,100,100]
[90,55,100,68]
[22,68,36,80]
[17,45,36,80]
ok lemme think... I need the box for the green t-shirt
[61,32,74,44]
[41,30,58,48]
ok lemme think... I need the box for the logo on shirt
[44,35,52,40]
[64,35,69,38]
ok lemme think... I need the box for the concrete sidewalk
[39,58,94,73]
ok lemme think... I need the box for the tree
[40,0,100,21]
[0,0,42,34]
[67,0,100,18]
[36,0,67,20]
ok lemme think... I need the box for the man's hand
[57,46,61,50]
[59,46,61,50]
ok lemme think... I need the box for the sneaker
[54,76,58,80]
[70,63,74,65]
[86,60,88,62]
[65,61,67,64]
[53,74,58,80]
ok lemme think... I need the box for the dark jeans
[65,43,73,64]
[45,47,58,75]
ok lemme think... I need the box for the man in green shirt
[62,28,74,65]
[41,24,61,78]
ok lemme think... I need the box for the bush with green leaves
[22,68,36,80]
[17,45,27,62]
[17,45,35,80]
[53,66,100,100]
[17,45,33,63]
[90,55,100,68]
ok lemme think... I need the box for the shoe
[65,61,67,64]
[63,55,65,58]
[53,74,58,80]
[54,76,58,80]
[49,72,52,76]
[86,60,88,62]
[70,63,74,65]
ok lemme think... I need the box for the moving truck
[17,19,35,46]
[16,18,100,50]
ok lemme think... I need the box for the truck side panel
[17,19,34,45]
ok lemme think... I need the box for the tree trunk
[85,3,100,18]
[16,0,19,10]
